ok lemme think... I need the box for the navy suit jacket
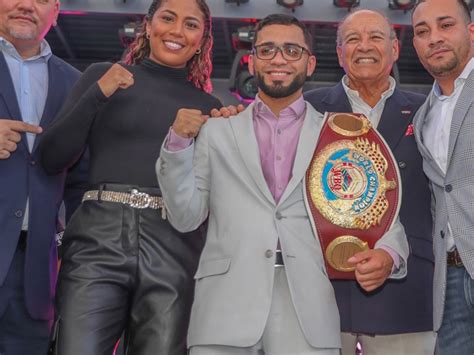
[304,83,434,334]
[0,52,87,321]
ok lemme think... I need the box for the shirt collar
[342,75,396,104]
[0,36,52,62]
[431,57,474,102]
[253,94,306,120]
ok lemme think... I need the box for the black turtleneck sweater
[40,59,221,188]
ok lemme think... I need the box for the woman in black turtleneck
[39,0,220,354]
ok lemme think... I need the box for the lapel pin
[401,110,411,115]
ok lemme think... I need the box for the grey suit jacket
[413,69,474,331]
[157,102,408,348]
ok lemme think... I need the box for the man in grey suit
[411,0,474,353]
[157,14,408,355]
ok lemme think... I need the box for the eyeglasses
[252,44,310,61]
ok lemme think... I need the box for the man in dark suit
[0,0,87,354]
[305,9,435,355]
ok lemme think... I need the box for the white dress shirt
[341,75,396,128]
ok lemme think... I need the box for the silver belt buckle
[129,189,151,209]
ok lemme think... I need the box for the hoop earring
[195,48,201,55]
[146,33,150,40]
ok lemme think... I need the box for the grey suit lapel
[414,93,446,179]
[230,103,275,205]
[278,104,323,205]
[447,70,474,165]
[414,100,431,157]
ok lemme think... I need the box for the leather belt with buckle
[275,251,284,267]
[447,248,463,267]
[82,189,167,219]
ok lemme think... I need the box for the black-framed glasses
[252,43,310,61]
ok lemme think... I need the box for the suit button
[275,212,283,220]
[14,210,23,218]
[265,249,274,258]
[445,184,453,192]
[398,161,406,169]
[30,160,36,166]
[440,230,445,239]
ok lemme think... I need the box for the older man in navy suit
[0,0,87,354]
[305,9,435,355]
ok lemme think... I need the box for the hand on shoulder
[210,104,245,118]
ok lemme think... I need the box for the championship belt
[305,112,401,279]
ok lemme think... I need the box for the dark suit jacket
[0,52,87,321]
[304,83,434,334]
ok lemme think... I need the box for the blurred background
[47,0,474,104]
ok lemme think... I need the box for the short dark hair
[252,14,313,53]
[412,0,472,23]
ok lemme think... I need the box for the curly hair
[125,0,213,93]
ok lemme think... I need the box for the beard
[7,26,38,41]
[423,44,471,78]
[256,71,307,98]
[426,56,460,77]
[5,15,40,41]
[8,30,37,41]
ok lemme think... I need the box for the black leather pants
[54,184,204,355]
